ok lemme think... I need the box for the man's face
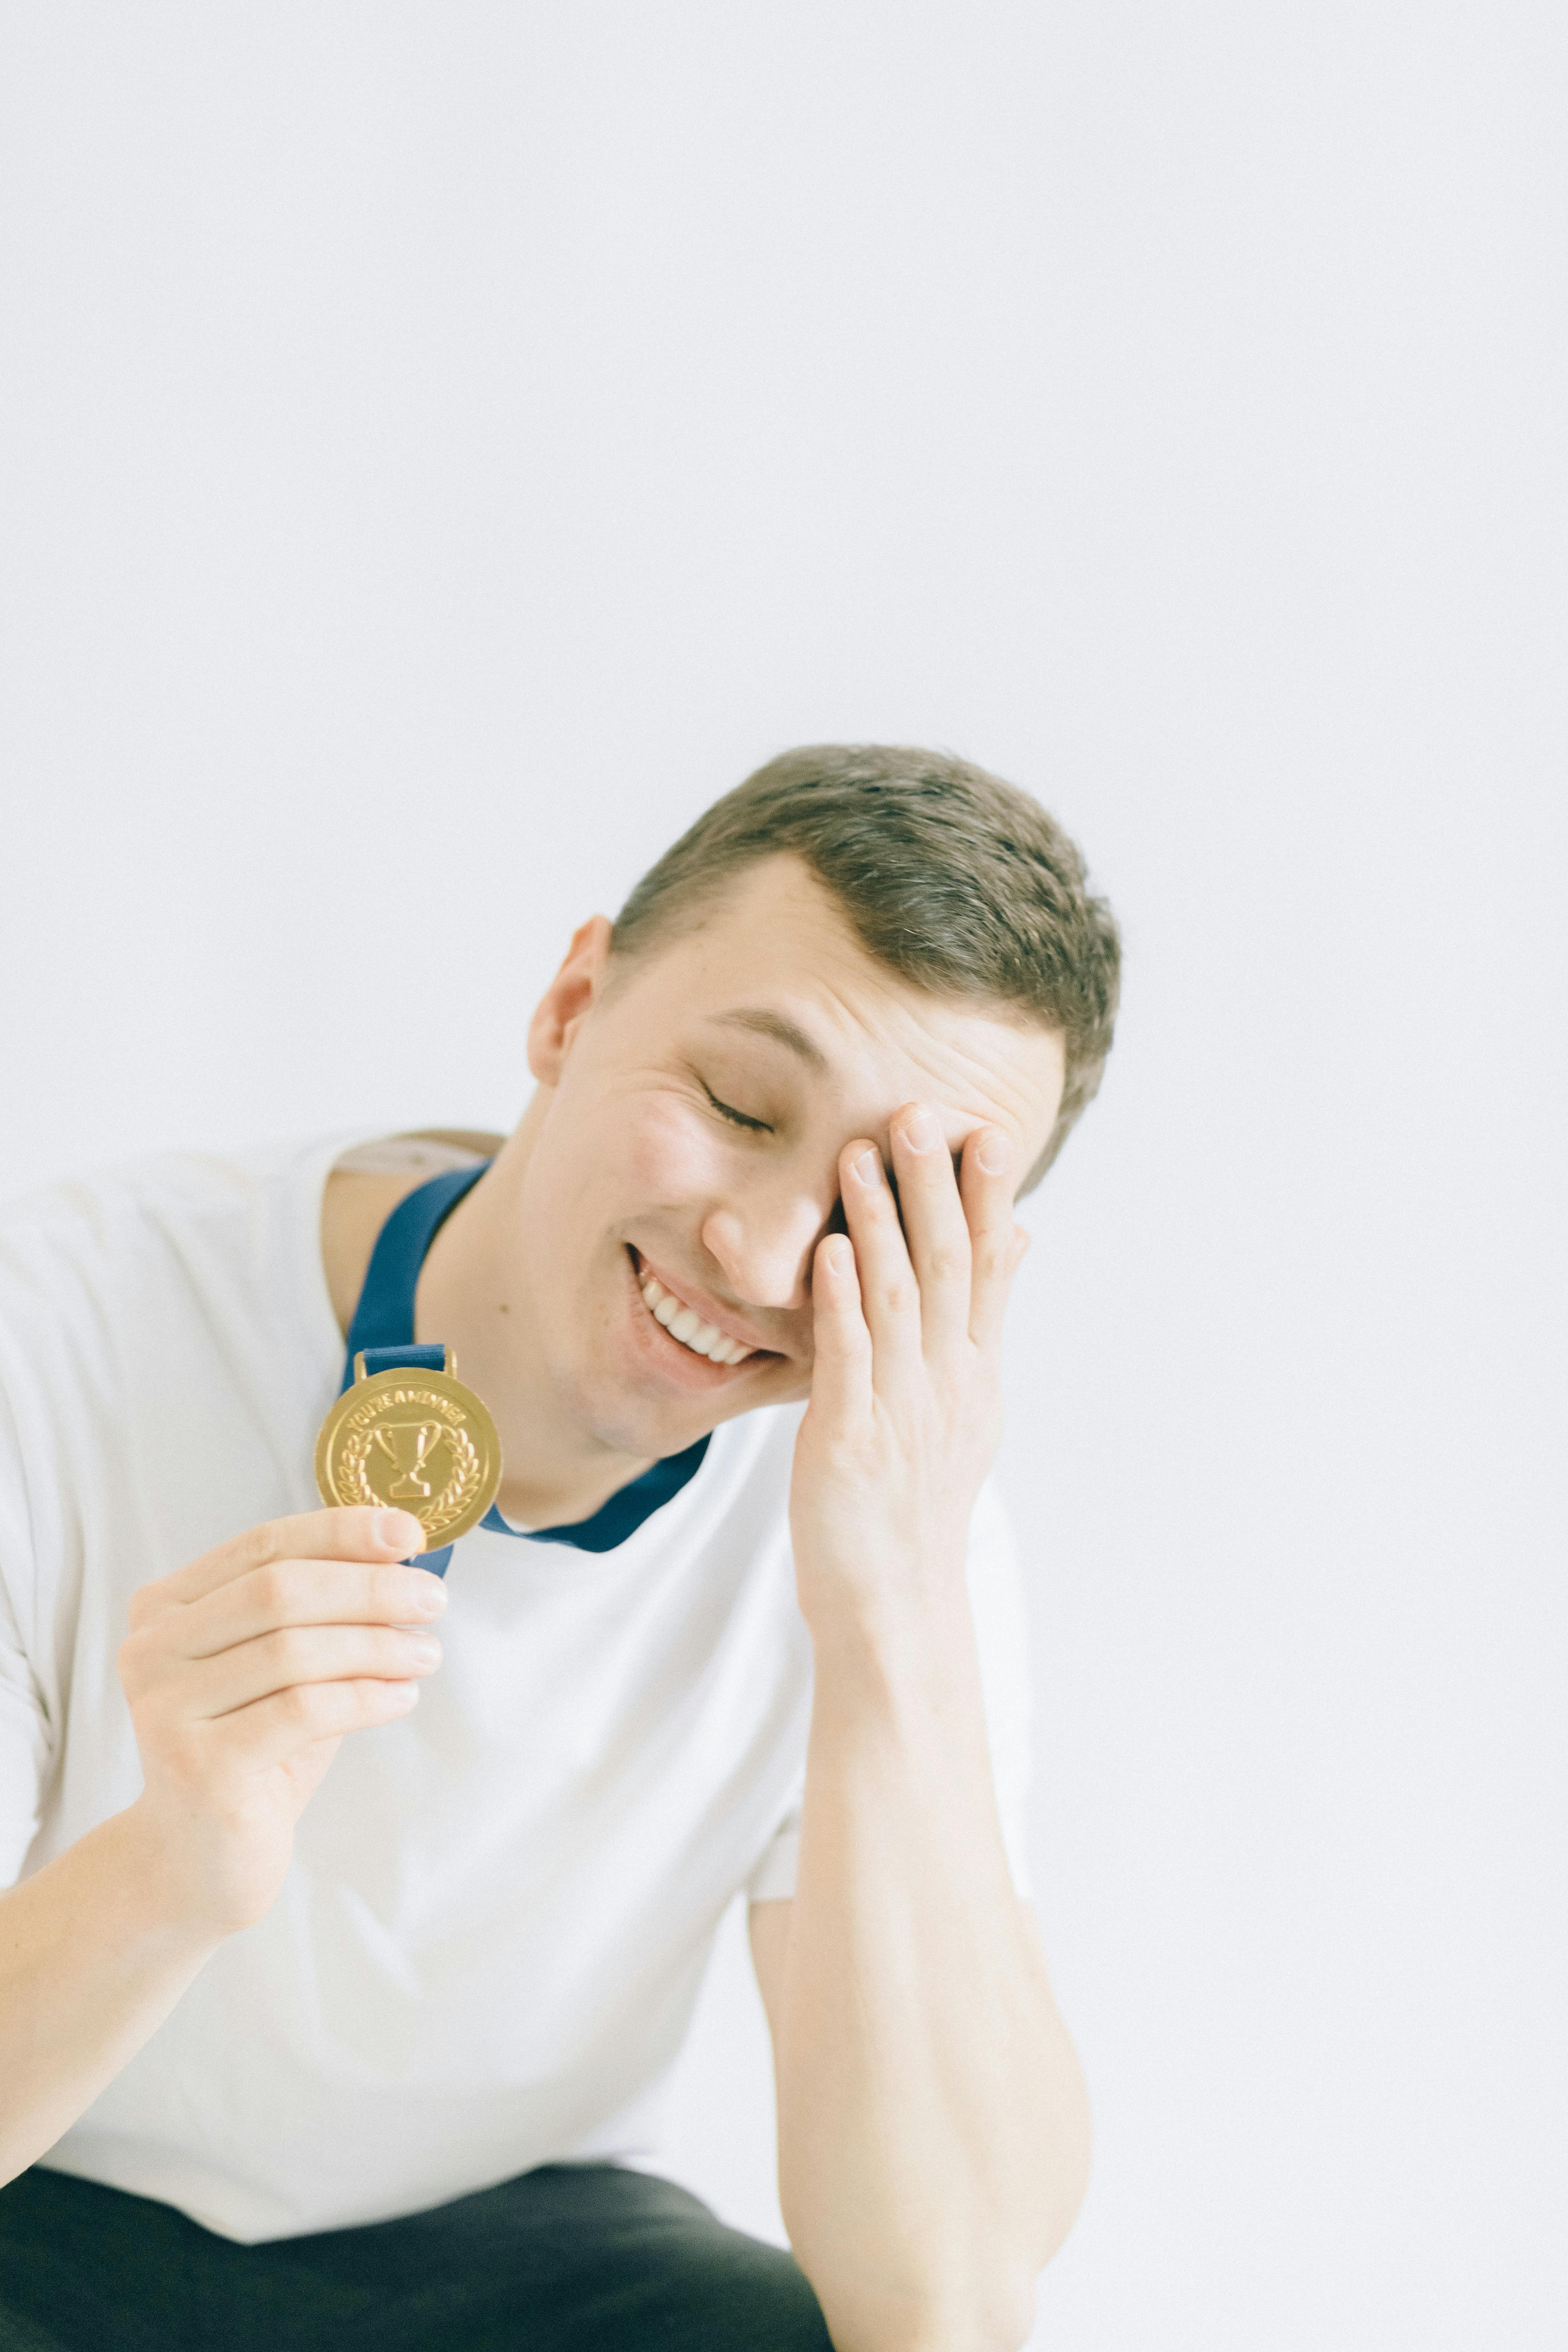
[508,855,1067,1460]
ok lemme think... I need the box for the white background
[2,6,1563,2346]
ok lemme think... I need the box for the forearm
[0,1800,224,2184]
[772,1594,1090,2352]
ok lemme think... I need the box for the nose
[700,1183,833,1315]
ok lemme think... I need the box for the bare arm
[759,1112,1092,2352]
[0,1808,228,2179]
[750,1676,1089,2352]
[0,1505,443,2185]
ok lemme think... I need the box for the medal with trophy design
[315,1347,503,1552]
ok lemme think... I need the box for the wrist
[113,1798,253,1952]
[803,1573,985,1724]
[795,1510,970,1638]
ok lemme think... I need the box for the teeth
[638,1271,753,1365]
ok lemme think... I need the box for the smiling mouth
[629,1251,765,1367]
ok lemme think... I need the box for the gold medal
[314,1349,503,1551]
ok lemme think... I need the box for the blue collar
[342,1162,709,1569]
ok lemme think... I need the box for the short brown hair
[611,744,1121,1185]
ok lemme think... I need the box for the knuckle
[238,1519,282,1574]
[823,1433,877,1484]
[124,1583,155,1633]
[271,1624,318,1678]
[116,1624,176,1701]
[142,1731,196,1793]
[161,1721,205,1773]
[282,1681,325,1729]
[253,1560,298,1619]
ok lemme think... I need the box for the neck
[322,1108,655,1530]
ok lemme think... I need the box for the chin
[588,1392,722,1462]
[550,1354,717,1461]
[542,1246,805,1458]
[562,1344,793,1462]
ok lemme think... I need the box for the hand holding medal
[315,1348,502,1555]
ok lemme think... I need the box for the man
[0,745,1119,2352]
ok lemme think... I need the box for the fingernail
[977,1131,1012,1175]
[822,1235,854,1275]
[407,1574,449,1617]
[407,1634,443,1665]
[377,1510,424,1552]
[850,1146,882,1185]
[901,1106,939,1152]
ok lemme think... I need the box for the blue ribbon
[341,1163,708,1575]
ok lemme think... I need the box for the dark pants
[0,2161,833,2351]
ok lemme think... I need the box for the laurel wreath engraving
[334,1413,485,1539]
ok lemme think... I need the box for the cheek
[620,1095,722,1199]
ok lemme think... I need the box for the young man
[0,746,1119,2352]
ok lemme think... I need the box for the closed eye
[703,1083,772,1135]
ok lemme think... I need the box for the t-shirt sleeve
[744,1476,1035,1904]
[0,1387,53,1887]
[744,1812,801,1904]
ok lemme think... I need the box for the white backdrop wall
[2,8,1563,2348]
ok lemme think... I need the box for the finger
[141,1508,427,1618]
[807,1233,873,1429]
[214,1675,423,1773]
[185,1622,443,1722]
[887,1101,974,1360]
[838,1140,923,1397]
[173,1557,448,1663]
[961,1126,1024,1351]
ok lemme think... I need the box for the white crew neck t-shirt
[0,1133,1035,2243]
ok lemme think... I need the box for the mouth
[626,1247,778,1376]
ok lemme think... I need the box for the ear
[526,915,614,1086]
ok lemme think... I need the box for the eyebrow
[704,1008,830,1076]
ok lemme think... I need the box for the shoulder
[0,1132,362,1468]
[0,1136,320,1277]
[0,1130,376,1315]
[0,1134,277,1354]
[0,1135,359,1652]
